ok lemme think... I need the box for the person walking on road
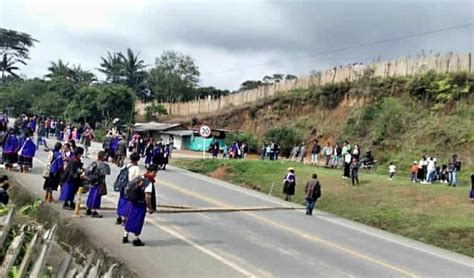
[60,147,84,210]
[43,142,64,202]
[122,165,157,246]
[85,151,111,218]
[18,131,37,173]
[116,152,141,225]
[1,129,19,171]
[83,128,94,158]
[283,167,296,201]
[304,173,321,215]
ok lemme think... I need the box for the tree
[0,28,38,77]
[45,60,96,98]
[285,74,297,80]
[240,80,262,91]
[149,50,200,102]
[65,84,134,125]
[265,126,303,157]
[144,102,168,121]
[119,48,148,99]
[1,53,23,78]
[98,51,125,83]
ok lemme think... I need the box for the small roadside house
[132,122,192,150]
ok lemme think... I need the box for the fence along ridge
[136,52,472,117]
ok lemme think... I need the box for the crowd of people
[409,155,462,186]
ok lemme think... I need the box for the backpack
[84,162,100,186]
[313,181,321,199]
[114,165,131,192]
[124,177,146,202]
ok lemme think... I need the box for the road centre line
[173,166,474,268]
[32,157,257,277]
[157,178,420,278]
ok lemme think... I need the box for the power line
[204,22,473,76]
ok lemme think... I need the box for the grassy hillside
[173,159,474,257]
[189,71,474,173]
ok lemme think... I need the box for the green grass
[172,158,474,257]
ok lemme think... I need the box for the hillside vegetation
[190,71,474,172]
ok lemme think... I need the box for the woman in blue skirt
[122,165,157,246]
[60,147,84,210]
[86,151,110,218]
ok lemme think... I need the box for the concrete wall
[136,52,472,118]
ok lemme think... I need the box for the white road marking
[170,166,474,268]
[33,156,258,277]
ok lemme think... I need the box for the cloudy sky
[1,0,472,90]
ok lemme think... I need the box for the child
[388,162,396,180]
[351,158,360,186]
[411,161,418,183]
[0,175,10,206]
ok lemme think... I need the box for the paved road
[4,138,474,277]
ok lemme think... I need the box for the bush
[308,82,350,109]
[225,132,258,152]
[264,126,303,157]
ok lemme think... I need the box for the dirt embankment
[4,172,137,277]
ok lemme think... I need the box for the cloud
[1,0,472,89]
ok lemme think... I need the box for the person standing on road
[60,147,84,210]
[86,151,111,218]
[116,152,141,225]
[18,131,37,173]
[83,128,94,158]
[304,173,321,215]
[2,129,19,171]
[283,167,296,201]
[122,165,157,246]
[43,142,64,202]
[36,121,49,151]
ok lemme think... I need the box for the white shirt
[344,153,352,163]
[127,164,140,181]
[427,160,436,171]
[389,165,396,173]
[144,178,153,193]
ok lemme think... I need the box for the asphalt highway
[6,139,474,277]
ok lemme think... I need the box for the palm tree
[71,64,97,85]
[45,59,73,80]
[0,53,26,78]
[119,48,147,91]
[98,51,124,83]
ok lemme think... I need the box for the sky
[1,0,473,90]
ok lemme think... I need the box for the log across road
[8,141,474,277]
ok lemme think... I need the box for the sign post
[199,125,211,159]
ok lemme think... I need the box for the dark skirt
[86,186,102,209]
[18,155,33,168]
[417,168,424,180]
[145,155,152,164]
[470,189,474,200]
[59,181,77,202]
[124,202,147,235]
[117,192,130,217]
[283,181,295,196]
[2,152,18,165]
[44,172,62,191]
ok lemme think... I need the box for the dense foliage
[225,132,258,152]
[264,126,303,157]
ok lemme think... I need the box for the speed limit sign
[199,125,212,138]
